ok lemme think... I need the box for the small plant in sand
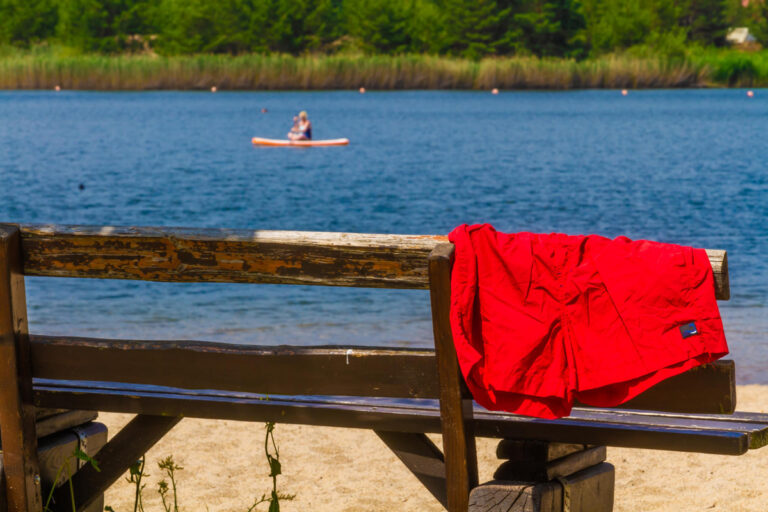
[105,456,149,512]
[157,456,182,512]
[102,422,294,511]
[245,422,296,512]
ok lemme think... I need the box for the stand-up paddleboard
[252,137,349,147]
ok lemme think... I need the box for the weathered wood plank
[30,335,440,399]
[429,243,478,512]
[34,410,98,439]
[0,226,42,512]
[469,463,615,512]
[28,335,736,414]
[577,360,736,414]
[31,382,758,454]
[375,431,447,508]
[50,415,181,512]
[705,248,729,300]
[15,224,442,289]
[9,224,729,298]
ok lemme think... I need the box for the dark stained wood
[429,243,478,512]
[575,360,736,414]
[8,224,729,298]
[496,440,590,463]
[29,335,440,399]
[51,415,181,512]
[375,431,447,508]
[0,226,42,512]
[30,382,760,454]
[493,446,607,481]
[28,334,737,413]
[469,463,615,512]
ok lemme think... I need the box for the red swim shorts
[448,224,728,419]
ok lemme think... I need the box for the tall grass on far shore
[691,50,768,87]
[1,51,768,90]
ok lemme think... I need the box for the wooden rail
[12,224,729,299]
[28,335,736,414]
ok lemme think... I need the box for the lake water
[1,89,766,383]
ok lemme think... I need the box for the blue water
[1,89,766,382]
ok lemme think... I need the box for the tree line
[1,0,766,59]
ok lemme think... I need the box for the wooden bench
[1,223,766,512]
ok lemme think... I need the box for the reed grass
[1,51,767,90]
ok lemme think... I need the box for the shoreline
[100,384,768,511]
[2,52,767,91]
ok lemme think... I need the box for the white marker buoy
[747,90,755,98]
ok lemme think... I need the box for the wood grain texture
[28,336,736,413]
[31,382,763,454]
[30,335,440,398]
[429,243,478,512]
[15,223,442,289]
[0,226,42,512]
[7,224,729,298]
[705,249,729,300]
[468,463,615,512]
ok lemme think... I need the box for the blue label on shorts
[679,322,699,338]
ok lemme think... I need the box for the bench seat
[33,379,768,456]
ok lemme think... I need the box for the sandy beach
[96,384,768,511]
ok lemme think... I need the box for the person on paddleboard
[288,111,312,141]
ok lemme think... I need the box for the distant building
[726,27,757,45]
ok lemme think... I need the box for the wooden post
[429,243,478,512]
[0,225,43,512]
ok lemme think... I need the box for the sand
[100,384,768,511]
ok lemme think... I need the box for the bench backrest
[11,224,732,402]
[12,222,730,395]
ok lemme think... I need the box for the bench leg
[0,226,43,512]
[375,431,447,508]
[469,440,614,512]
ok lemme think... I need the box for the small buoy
[78,183,85,191]
[54,85,61,92]
[261,107,268,113]
[211,86,217,93]
[359,87,366,94]
[491,88,499,95]
[621,89,628,96]
[747,90,754,98]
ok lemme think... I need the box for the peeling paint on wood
[4,224,728,298]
